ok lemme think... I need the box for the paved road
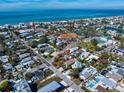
[21,39,84,92]
[12,31,84,92]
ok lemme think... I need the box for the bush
[0,80,13,92]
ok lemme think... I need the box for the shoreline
[0,15,123,26]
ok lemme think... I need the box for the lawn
[81,86,91,92]
[37,76,62,89]
[73,78,81,85]
[44,69,54,78]
[109,89,119,92]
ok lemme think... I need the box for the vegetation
[37,76,62,89]
[29,40,39,48]
[91,39,98,46]
[44,70,54,78]
[0,80,13,92]
[81,86,91,92]
[69,68,80,78]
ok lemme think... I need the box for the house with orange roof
[58,33,78,39]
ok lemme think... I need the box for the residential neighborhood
[0,16,124,92]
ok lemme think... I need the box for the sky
[0,0,124,11]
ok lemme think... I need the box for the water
[1,9,124,25]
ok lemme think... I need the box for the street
[18,37,84,92]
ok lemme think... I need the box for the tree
[25,72,33,81]
[29,40,39,48]
[0,80,13,92]
[91,39,98,46]
[39,36,48,44]
[69,68,80,78]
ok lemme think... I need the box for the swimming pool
[87,81,96,89]
[95,76,103,83]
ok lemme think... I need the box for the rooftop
[38,81,62,92]
[58,33,78,39]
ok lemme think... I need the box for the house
[80,51,90,60]
[0,32,9,38]
[21,57,34,66]
[22,60,34,66]
[13,79,31,92]
[58,33,78,39]
[97,37,116,47]
[44,47,54,55]
[21,57,32,63]
[26,70,44,83]
[37,43,48,48]
[56,39,64,47]
[34,32,44,37]
[65,58,77,66]
[116,85,124,92]
[60,81,68,87]
[79,67,97,80]
[86,54,99,61]
[116,68,124,77]
[3,63,13,71]
[20,32,29,37]
[112,49,124,56]
[19,53,30,60]
[15,65,23,71]
[106,71,123,82]
[38,81,64,92]
[0,56,9,63]
[71,61,83,69]
[26,36,33,41]
[69,47,79,53]
[66,87,75,92]
[101,77,117,89]
[96,85,107,92]
[51,52,59,57]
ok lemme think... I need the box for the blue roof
[38,81,61,92]
[117,69,124,76]
[101,77,117,88]
[116,49,124,53]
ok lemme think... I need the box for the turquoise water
[95,76,103,83]
[1,9,124,25]
[87,81,96,88]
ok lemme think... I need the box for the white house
[71,61,83,69]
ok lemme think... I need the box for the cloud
[0,0,124,11]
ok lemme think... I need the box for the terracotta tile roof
[65,58,76,65]
[58,33,78,39]
[96,85,107,92]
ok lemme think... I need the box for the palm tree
[69,68,80,78]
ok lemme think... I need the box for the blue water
[1,9,124,25]
[87,81,96,88]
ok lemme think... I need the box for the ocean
[1,9,124,25]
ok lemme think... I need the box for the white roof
[23,60,34,66]
[3,63,13,70]
[72,61,82,69]
[86,54,99,60]
[69,47,79,53]
[60,81,68,87]
[67,87,74,92]
[19,53,30,59]
[0,56,9,63]
[21,57,32,63]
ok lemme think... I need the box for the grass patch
[73,78,81,85]
[81,86,91,92]
[44,69,54,78]
[109,89,119,92]
[37,76,62,89]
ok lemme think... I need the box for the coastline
[1,9,124,26]
[0,15,121,26]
